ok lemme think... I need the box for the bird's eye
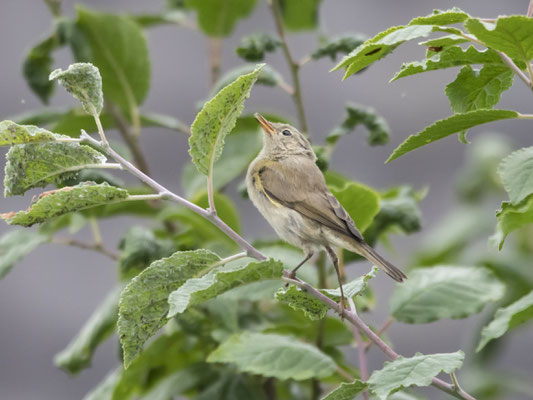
[282,129,292,136]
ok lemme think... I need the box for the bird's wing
[257,158,364,242]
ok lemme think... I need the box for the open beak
[254,113,275,135]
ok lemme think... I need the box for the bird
[246,113,406,310]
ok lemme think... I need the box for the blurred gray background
[1,1,532,399]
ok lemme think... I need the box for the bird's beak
[254,113,275,136]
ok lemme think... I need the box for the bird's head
[254,113,315,160]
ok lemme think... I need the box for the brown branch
[208,38,222,88]
[269,0,308,133]
[349,298,369,400]
[52,238,119,261]
[364,316,394,352]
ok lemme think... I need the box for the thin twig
[52,238,119,261]
[208,38,222,87]
[89,217,102,246]
[348,298,369,400]
[364,316,394,352]
[269,0,308,132]
[282,273,477,400]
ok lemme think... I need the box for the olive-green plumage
[246,114,406,305]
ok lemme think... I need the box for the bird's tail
[357,242,407,282]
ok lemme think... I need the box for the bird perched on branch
[246,114,406,310]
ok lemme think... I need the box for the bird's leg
[326,246,346,316]
[285,250,314,287]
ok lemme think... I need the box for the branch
[80,126,265,261]
[107,103,151,174]
[282,273,477,400]
[348,298,369,400]
[269,0,308,132]
[84,114,476,400]
[364,316,393,353]
[208,38,223,87]
[52,238,119,261]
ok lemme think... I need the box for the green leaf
[18,108,188,138]
[83,368,122,400]
[312,34,367,61]
[276,285,329,320]
[391,46,504,81]
[0,120,58,147]
[279,0,322,31]
[158,207,238,251]
[386,110,519,162]
[236,33,281,62]
[465,16,533,63]
[364,186,422,246]
[207,332,336,380]
[493,195,533,249]
[54,285,122,374]
[189,64,262,175]
[332,25,435,79]
[498,147,533,205]
[182,115,262,198]
[184,0,257,37]
[445,65,513,113]
[321,381,368,400]
[1,183,128,227]
[118,249,220,368]
[477,291,533,351]
[140,365,214,400]
[168,259,283,317]
[323,267,377,298]
[50,63,103,115]
[0,230,47,279]
[76,7,151,114]
[4,141,107,197]
[130,10,188,28]
[390,266,505,324]
[276,267,376,320]
[408,8,469,26]
[208,64,279,102]
[196,371,266,400]
[23,35,59,103]
[328,103,390,147]
[118,227,175,281]
[329,181,380,232]
[368,352,464,400]
[419,34,468,48]
[112,331,204,400]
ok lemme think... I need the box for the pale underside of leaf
[118,249,220,368]
[207,332,336,380]
[476,290,533,351]
[167,259,283,317]
[390,266,505,324]
[368,351,464,400]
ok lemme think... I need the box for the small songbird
[246,114,406,309]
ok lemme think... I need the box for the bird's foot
[284,270,296,287]
[339,297,346,320]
